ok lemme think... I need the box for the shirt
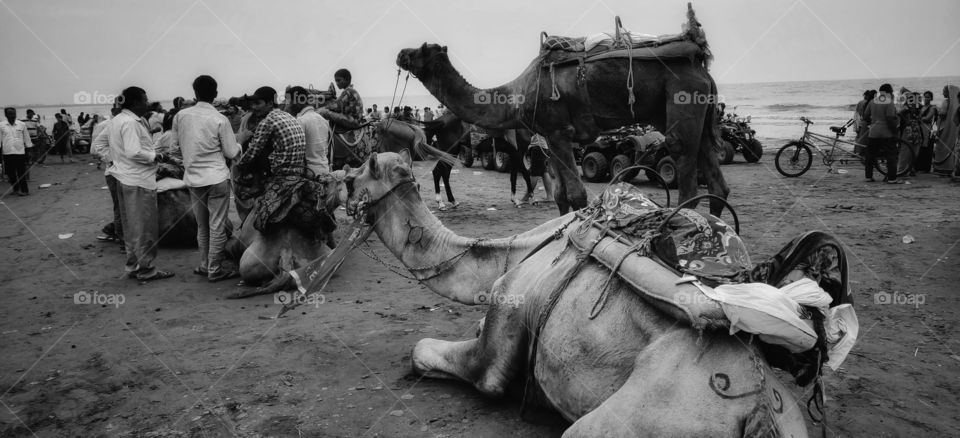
[338,84,364,123]
[21,116,40,140]
[91,119,114,176]
[238,108,306,176]
[0,120,32,155]
[106,109,158,190]
[297,106,331,176]
[171,101,240,187]
[864,93,899,139]
[148,112,164,133]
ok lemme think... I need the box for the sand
[1,153,958,437]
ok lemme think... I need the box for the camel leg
[412,295,525,397]
[697,124,730,217]
[546,127,587,214]
[665,86,711,209]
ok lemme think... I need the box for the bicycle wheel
[775,141,812,177]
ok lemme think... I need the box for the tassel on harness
[549,62,561,101]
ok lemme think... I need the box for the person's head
[284,86,310,114]
[718,102,726,111]
[879,83,893,95]
[250,86,277,115]
[60,109,66,114]
[4,107,15,121]
[120,86,150,117]
[403,106,412,115]
[862,90,871,99]
[366,108,372,114]
[866,90,877,101]
[26,109,35,118]
[923,91,933,104]
[173,96,185,109]
[192,75,218,103]
[394,106,401,114]
[372,104,378,111]
[334,69,352,89]
[55,113,63,121]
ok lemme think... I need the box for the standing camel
[397,5,728,215]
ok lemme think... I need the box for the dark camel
[396,7,729,215]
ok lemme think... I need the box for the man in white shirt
[171,75,241,281]
[285,86,331,176]
[91,107,125,248]
[107,87,173,281]
[1,107,33,196]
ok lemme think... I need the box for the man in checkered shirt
[237,86,306,176]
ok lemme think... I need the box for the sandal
[193,267,209,276]
[208,269,239,283]
[138,270,175,282]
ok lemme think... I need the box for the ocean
[14,75,957,147]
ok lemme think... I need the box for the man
[236,86,308,231]
[334,69,364,124]
[107,86,173,281]
[863,83,901,184]
[146,102,164,134]
[237,86,306,176]
[286,86,331,176]
[1,107,33,196]
[370,104,382,122]
[92,107,126,250]
[52,113,74,163]
[21,109,42,166]
[171,75,241,282]
[423,107,434,122]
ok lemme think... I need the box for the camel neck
[369,186,566,304]
[419,55,526,131]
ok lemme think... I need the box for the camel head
[396,43,447,77]
[344,151,416,220]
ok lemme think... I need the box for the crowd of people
[853,84,958,183]
[363,104,447,123]
[84,69,363,282]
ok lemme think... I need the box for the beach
[1,153,958,436]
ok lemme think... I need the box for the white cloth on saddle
[156,177,187,193]
[584,31,661,51]
[694,278,831,353]
[824,304,858,371]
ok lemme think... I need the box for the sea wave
[763,103,857,112]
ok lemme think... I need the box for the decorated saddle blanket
[238,169,338,236]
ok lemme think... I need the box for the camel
[341,152,828,436]
[397,6,729,215]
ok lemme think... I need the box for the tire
[459,147,474,168]
[717,141,735,165]
[775,141,813,177]
[494,151,510,172]
[482,152,496,170]
[656,156,678,188]
[895,138,918,177]
[611,154,637,182]
[743,138,763,163]
[581,152,609,182]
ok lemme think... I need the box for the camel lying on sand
[336,151,858,437]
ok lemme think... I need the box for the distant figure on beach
[1,107,33,196]
[59,109,73,128]
[92,107,125,249]
[854,90,877,153]
[21,109,44,164]
[423,107,434,122]
[393,106,401,117]
[52,113,74,163]
[437,105,446,116]
[370,104,382,121]
[914,90,939,172]
[334,69,364,125]
[863,83,902,184]
[78,112,87,125]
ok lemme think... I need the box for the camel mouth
[396,50,410,70]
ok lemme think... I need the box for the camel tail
[413,141,458,167]
[704,75,720,147]
[685,2,712,68]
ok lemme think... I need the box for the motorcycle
[716,112,763,164]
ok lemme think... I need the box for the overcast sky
[1,0,958,105]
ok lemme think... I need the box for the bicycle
[774,117,891,178]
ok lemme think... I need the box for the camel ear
[367,153,380,179]
[398,149,412,167]
[441,46,448,53]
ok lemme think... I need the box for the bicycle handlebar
[799,117,814,125]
